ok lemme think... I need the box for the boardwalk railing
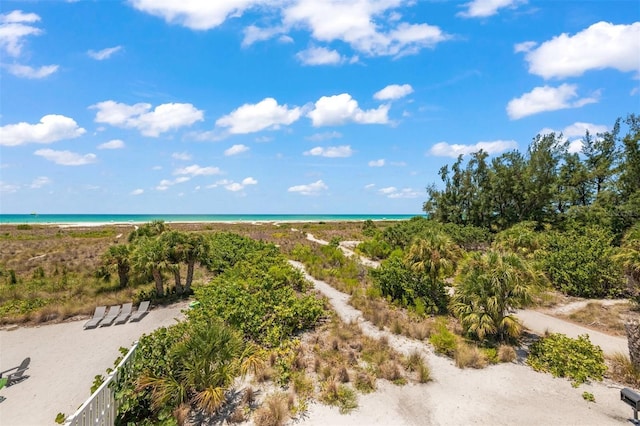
[64,342,138,426]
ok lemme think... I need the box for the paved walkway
[0,303,186,426]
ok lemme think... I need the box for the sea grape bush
[527,333,606,387]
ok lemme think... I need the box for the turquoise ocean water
[0,214,420,225]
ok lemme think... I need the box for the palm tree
[451,250,540,342]
[131,237,171,297]
[404,230,461,284]
[102,244,131,287]
[184,233,208,294]
[615,223,640,368]
[161,231,188,295]
[138,319,262,421]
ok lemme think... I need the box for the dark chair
[0,357,30,386]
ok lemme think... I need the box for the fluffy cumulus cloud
[283,1,449,57]
[368,159,385,167]
[0,181,20,193]
[130,1,449,58]
[0,115,86,146]
[156,177,191,191]
[458,0,525,18]
[34,149,96,166]
[224,144,250,156]
[91,101,204,137]
[296,46,345,66]
[304,145,353,158]
[173,164,222,176]
[224,177,258,192]
[128,0,269,30]
[429,140,518,158]
[506,84,599,120]
[87,46,122,60]
[373,84,413,100]
[98,139,125,150]
[307,93,389,127]
[306,131,342,141]
[216,98,301,134]
[523,22,640,79]
[378,186,421,198]
[288,179,328,195]
[4,64,58,79]
[130,188,144,195]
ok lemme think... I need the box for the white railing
[64,342,138,426]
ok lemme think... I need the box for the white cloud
[368,159,385,167]
[0,10,42,57]
[255,136,273,143]
[129,1,449,57]
[131,188,144,195]
[225,177,258,192]
[91,100,204,137]
[514,41,536,53]
[506,84,599,120]
[373,84,413,100]
[283,1,449,57]
[224,144,249,156]
[288,179,328,195]
[458,0,525,18]
[364,183,376,189]
[631,87,639,96]
[172,152,192,160]
[174,164,222,176]
[242,177,257,185]
[379,186,421,199]
[307,93,390,127]
[98,139,125,150]
[304,145,353,158]
[523,22,640,79]
[30,176,51,188]
[0,114,86,146]
[296,46,344,65]
[4,64,58,79]
[216,98,301,134]
[34,149,96,166]
[306,131,342,141]
[429,140,518,158]
[129,0,268,30]
[87,46,122,60]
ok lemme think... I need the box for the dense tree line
[423,114,639,235]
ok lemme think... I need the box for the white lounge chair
[114,303,133,325]
[129,301,150,322]
[84,306,107,329]
[98,305,121,327]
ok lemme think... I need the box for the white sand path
[0,302,187,426]
[289,260,630,426]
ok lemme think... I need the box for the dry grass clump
[253,393,290,426]
[454,342,488,369]
[607,353,640,388]
[497,344,517,363]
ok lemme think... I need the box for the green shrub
[527,333,606,387]
[429,319,458,356]
[582,391,596,402]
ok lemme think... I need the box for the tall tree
[132,237,171,297]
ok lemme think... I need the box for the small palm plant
[137,318,262,418]
[451,250,541,342]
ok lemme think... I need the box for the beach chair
[129,301,150,322]
[0,357,30,386]
[114,303,133,325]
[83,305,107,329]
[98,305,121,327]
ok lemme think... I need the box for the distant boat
[30,212,37,216]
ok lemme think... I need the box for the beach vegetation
[527,333,607,387]
[451,251,541,343]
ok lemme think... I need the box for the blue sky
[0,0,638,214]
